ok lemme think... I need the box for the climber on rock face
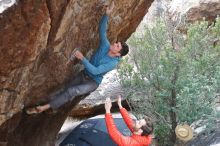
[26,1,129,114]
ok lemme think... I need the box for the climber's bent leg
[49,79,98,109]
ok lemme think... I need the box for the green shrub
[118,17,220,145]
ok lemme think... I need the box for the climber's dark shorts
[49,71,98,109]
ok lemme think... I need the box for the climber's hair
[119,41,129,57]
[141,116,154,136]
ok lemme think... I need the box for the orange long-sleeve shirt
[105,108,152,146]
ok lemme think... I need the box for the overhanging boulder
[0,0,154,145]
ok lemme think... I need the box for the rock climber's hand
[74,50,84,60]
[106,1,114,15]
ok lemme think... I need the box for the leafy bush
[118,17,220,145]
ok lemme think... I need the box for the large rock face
[0,0,153,145]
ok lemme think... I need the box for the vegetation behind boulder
[118,17,220,145]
